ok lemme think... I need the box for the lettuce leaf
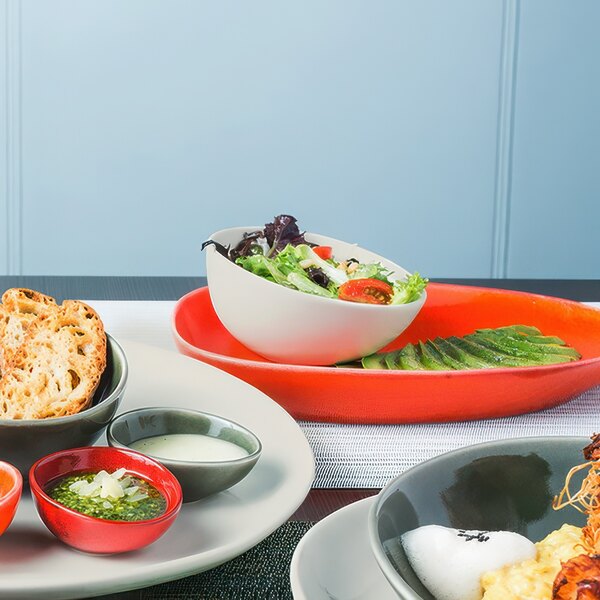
[237,245,335,298]
[391,272,428,305]
[227,215,310,262]
[263,215,308,257]
[235,255,291,287]
[348,262,393,282]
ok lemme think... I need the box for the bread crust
[0,289,57,375]
[0,289,107,419]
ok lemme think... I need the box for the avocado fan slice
[436,337,490,369]
[361,353,389,369]
[476,326,566,344]
[477,329,580,358]
[358,324,580,371]
[469,333,575,365]
[381,350,400,369]
[447,336,528,368]
[465,331,538,366]
[495,325,542,336]
[517,334,567,346]
[463,335,546,367]
[418,341,449,370]
[498,330,579,357]
[398,344,425,370]
[430,338,466,370]
[470,331,550,359]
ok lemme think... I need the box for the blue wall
[507,1,600,278]
[1,1,598,278]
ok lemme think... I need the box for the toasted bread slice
[1,288,57,315]
[0,300,107,419]
[0,289,57,374]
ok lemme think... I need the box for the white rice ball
[401,525,536,600]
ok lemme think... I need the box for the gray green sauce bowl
[0,334,128,477]
[367,436,589,599]
[107,407,262,502]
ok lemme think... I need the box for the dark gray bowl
[368,436,589,599]
[107,407,262,502]
[0,334,128,477]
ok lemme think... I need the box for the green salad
[204,215,428,305]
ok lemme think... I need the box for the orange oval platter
[172,284,600,424]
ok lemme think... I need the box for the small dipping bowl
[107,407,262,502]
[0,461,23,536]
[29,446,182,554]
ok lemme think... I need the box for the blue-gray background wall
[1,1,598,278]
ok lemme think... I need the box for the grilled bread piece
[1,287,57,314]
[0,299,107,419]
[0,288,57,375]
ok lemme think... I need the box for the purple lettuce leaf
[228,230,265,262]
[203,215,311,263]
[263,215,308,257]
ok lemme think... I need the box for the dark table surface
[0,275,600,302]
[1,276,600,302]
[2,276,597,599]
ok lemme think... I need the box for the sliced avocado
[399,344,425,370]
[491,325,542,336]
[469,333,537,359]
[413,344,430,370]
[516,334,566,346]
[516,350,574,365]
[360,325,579,370]
[479,330,580,358]
[448,336,520,368]
[470,332,540,358]
[486,325,566,345]
[361,353,388,369]
[471,333,577,365]
[425,340,458,370]
[439,338,491,369]
[430,338,466,370]
[384,351,402,370]
[506,335,578,357]
[418,341,449,370]
[463,335,540,367]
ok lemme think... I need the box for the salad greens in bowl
[204,215,428,366]
[204,215,427,307]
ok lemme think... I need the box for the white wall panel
[18,1,504,277]
[1,1,12,272]
[507,1,600,278]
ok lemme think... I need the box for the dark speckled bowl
[0,334,127,477]
[107,406,262,502]
[368,436,589,599]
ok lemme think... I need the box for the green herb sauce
[47,472,166,522]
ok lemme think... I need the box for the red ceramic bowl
[29,446,182,554]
[0,461,22,536]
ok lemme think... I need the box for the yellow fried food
[481,524,583,600]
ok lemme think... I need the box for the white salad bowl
[205,226,426,366]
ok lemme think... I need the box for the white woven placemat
[89,300,600,489]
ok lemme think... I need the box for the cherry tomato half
[313,246,333,260]
[338,278,393,305]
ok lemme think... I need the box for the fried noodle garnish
[554,435,600,555]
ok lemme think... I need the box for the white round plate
[290,497,397,600]
[0,340,315,599]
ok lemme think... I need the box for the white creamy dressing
[401,525,536,600]
[130,433,249,462]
